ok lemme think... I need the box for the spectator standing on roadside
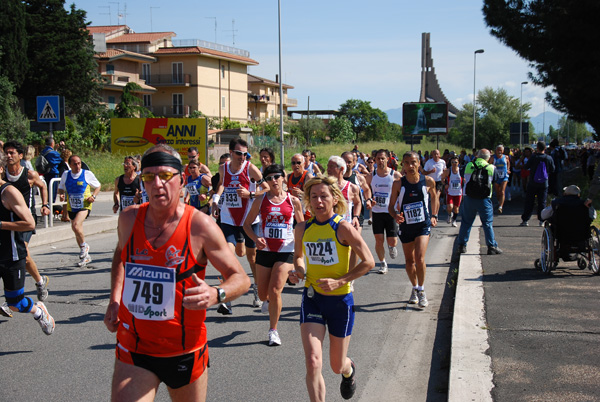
[113,156,140,214]
[457,148,503,255]
[58,155,101,267]
[0,150,55,333]
[37,138,62,202]
[549,139,566,196]
[520,141,555,227]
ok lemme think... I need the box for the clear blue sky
[69,0,557,118]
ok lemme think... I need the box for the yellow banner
[111,118,207,164]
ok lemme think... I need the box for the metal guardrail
[41,177,64,229]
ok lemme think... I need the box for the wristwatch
[213,286,226,303]
[431,214,438,219]
[249,191,255,199]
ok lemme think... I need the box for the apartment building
[247,74,297,122]
[89,25,296,123]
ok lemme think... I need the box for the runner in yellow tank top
[289,175,374,402]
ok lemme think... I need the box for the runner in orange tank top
[104,144,250,402]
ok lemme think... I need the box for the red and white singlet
[340,181,354,223]
[259,193,295,253]
[220,161,258,226]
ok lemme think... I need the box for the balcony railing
[146,74,191,86]
[145,104,191,117]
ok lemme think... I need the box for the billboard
[402,102,448,135]
[111,118,207,165]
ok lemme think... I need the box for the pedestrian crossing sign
[37,96,61,123]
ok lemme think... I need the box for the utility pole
[99,5,111,25]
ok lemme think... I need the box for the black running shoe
[340,359,356,400]
[458,244,467,254]
[217,303,232,315]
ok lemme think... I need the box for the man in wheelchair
[538,185,598,272]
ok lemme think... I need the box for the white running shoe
[408,288,419,304]
[451,221,458,227]
[378,261,388,274]
[446,215,452,224]
[1,302,13,318]
[79,243,90,259]
[418,290,429,308]
[261,300,269,314]
[268,329,281,346]
[252,285,263,308]
[78,255,92,267]
[36,275,49,301]
[35,302,55,335]
[389,246,398,259]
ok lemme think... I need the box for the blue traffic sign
[37,96,61,123]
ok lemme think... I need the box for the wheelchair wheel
[540,227,555,274]
[577,257,587,270]
[534,258,541,270]
[589,226,600,275]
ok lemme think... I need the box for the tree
[483,0,600,138]
[18,0,100,117]
[328,116,355,144]
[450,87,530,149]
[115,83,151,118]
[0,75,30,141]
[338,99,389,141]
[556,117,591,145]
[0,0,28,87]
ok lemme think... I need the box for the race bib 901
[122,263,176,321]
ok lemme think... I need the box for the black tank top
[0,183,27,262]
[117,175,140,211]
[5,167,35,216]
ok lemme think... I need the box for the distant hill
[384,107,563,135]
[530,111,561,134]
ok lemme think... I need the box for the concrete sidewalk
[449,191,600,401]
[29,191,118,248]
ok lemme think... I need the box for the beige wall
[149,53,249,122]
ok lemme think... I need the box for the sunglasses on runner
[291,161,303,165]
[265,174,283,181]
[231,150,248,157]
[140,171,180,183]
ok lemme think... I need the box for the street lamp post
[520,81,528,149]
[472,49,484,150]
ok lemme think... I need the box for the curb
[28,215,118,248]
[448,216,494,401]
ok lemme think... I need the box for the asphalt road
[0,209,457,402]
[481,196,600,402]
